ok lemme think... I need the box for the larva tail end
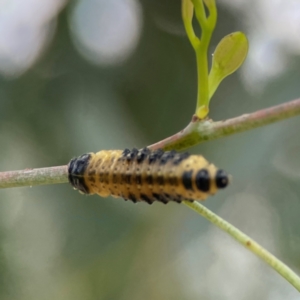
[215,169,230,189]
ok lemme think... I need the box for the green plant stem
[181,0,218,118]
[191,0,217,117]
[195,42,210,111]
[0,166,68,189]
[184,201,300,291]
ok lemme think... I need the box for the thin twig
[150,97,300,150]
[184,201,300,292]
[0,166,68,189]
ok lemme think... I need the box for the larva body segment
[68,148,229,204]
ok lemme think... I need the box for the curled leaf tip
[182,0,194,21]
[203,0,216,9]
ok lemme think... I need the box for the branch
[150,97,300,150]
[0,166,68,189]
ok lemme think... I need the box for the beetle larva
[68,148,229,204]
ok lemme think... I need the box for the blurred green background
[1,0,300,299]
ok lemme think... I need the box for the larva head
[68,153,92,194]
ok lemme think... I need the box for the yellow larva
[68,148,229,204]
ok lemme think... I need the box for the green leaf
[208,31,248,99]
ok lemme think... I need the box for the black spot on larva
[182,170,193,191]
[171,194,183,203]
[68,153,91,194]
[163,193,173,201]
[157,175,165,186]
[125,173,131,184]
[173,152,190,165]
[137,147,151,163]
[165,194,182,203]
[126,148,139,162]
[168,176,178,186]
[146,174,153,185]
[140,193,153,205]
[95,159,102,168]
[103,172,109,184]
[128,193,137,203]
[88,170,96,176]
[215,169,229,189]
[152,193,159,200]
[89,176,96,183]
[195,169,210,192]
[142,147,151,154]
[160,195,170,204]
[122,148,131,158]
[148,149,164,164]
[159,150,177,165]
[176,194,183,200]
[136,174,142,185]
[121,173,126,183]
[112,173,118,184]
[87,170,96,184]
[153,193,169,204]
[99,172,104,183]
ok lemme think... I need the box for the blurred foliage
[1,1,300,299]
